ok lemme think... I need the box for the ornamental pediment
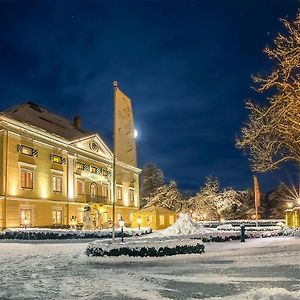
[69,134,112,160]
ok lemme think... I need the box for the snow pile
[160,214,211,236]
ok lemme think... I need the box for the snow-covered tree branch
[237,11,300,172]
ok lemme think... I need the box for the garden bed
[85,238,205,257]
[0,227,152,240]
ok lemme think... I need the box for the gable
[69,134,112,159]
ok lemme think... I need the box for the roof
[3,102,88,140]
[140,206,177,214]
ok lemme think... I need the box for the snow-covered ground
[1,237,300,299]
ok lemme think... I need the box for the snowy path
[0,237,300,299]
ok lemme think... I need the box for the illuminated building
[0,102,140,229]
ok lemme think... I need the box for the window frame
[76,162,85,170]
[76,179,85,196]
[116,186,123,201]
[52,209,63,225]
[52,175,63,193]
[90,166,97,174]
[90,182,97,198]
[20,169,34,190]
[20,208,32,227]
[129,188,135,202]
[51,154,63,164]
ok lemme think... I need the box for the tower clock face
[89,142,99,152]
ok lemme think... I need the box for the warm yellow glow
[137,217,141,225]
[9,175,18,196]
[123,188,129,206]
[39,176,49,199]
[287,202,294,209]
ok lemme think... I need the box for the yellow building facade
[132,206,177,230]
[285,207,300,228]
[0,102,140,229]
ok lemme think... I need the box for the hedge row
[86,241,205,257]
[0,228,152,240]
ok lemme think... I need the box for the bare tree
[144,180,183,212]
[188,177,241,221]
[140,163,164,207]
[237,11,300,172]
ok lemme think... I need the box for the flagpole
[254,175,259,228]
[112,81,118,243]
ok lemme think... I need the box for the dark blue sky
[0,0,299,193]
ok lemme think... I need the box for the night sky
[0,1,299,193]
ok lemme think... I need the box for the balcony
[86,195,108,205]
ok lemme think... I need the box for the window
[102,184,108,197]
[77,180,84,195]
[77,210,83,224]
[21,146,33,156]
[90,183,97,198]
[129,189,135,202]
[53,176,62,192]
[76,162,85,170]
[102,169,108,176]
[20,209,32,227]
[21,170,33,189]
[52,210,62,225]
[17,144,37,156]
[90,166,97,173]
[51,154,63,164]
[159,215,165,225]
[117,186,122,201]
[169,215,175,225]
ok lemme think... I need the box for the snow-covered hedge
[200,219,285,228]
[85,239,205,257]
[216,224,285,232]
[0,227,152,240]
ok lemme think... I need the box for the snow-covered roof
[140,206,176,214]
[2,102,88,140]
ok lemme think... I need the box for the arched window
[90,183,97,199]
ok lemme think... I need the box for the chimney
[73,116,81,129]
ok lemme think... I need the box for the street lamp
[119,216,125,242]
[137,216,141,230]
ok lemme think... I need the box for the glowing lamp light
[134,129,138,138]
[119,216,125,243]
[137,217,141,230]
[297,198,300,205]
[287,202,294,209]
[119,216,125,228]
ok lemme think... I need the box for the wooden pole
[112,81,118,243]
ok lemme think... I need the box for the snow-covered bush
[0,227,152,240]
[85,239,205,257]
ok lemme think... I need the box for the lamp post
[119,216,125,243]
[137,216,141,230]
